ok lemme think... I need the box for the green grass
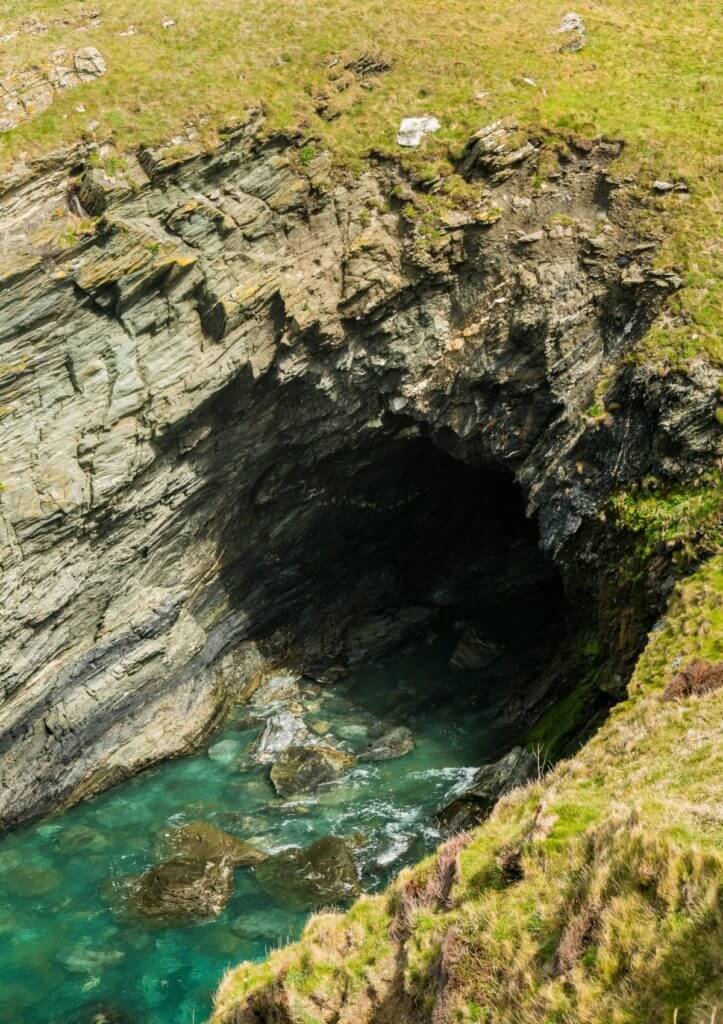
[211,555,723,1023]
[610,471,723,568]
[1,0,721,363]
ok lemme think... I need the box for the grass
[610,471,723,568]
[211,555,723,1023]
[0,0,721,363]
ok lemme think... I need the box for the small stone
[517,229,544,244]
[310,720,331,735]
[162,17,176,29]
[652,180,675,192]
[555,12,587,52]
[396,115,440,148]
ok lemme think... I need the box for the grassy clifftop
[211,555,723,1023]
[1,0,721,364]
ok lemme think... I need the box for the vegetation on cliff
[212,555,723,1023]
[1,0,721,365]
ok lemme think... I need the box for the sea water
[0,636,525,1024]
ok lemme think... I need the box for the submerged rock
[346,606,435,665]
[438,746,538,833]
[359,726,415,762]
[131,856,233,920]
[270,744,356,797]
[207,738,243,765]
[449,627,504,670]
[162,821,267,867]
[252,711,311,764]
[256,836,360,909]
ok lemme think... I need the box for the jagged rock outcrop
[0,112,718,831]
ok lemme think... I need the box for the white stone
[396,115,440,148]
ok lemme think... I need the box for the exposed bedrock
[0,115,718,830]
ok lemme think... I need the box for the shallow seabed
[0,636,526,1024]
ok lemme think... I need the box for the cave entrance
[223,426,569,735]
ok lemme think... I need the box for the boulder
[131,856,233,920]
[256,836,360,909]
[449,627,504,670]
[251,671,301,706]
[162,821,267,867]
[270,744,356,797]
[438,746,538,834]
[346,606,434,665]
[252,711,311,764]
[359,726,415,762]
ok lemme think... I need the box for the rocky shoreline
[0,110,719,832]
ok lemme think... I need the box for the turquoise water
[0,637,526,1024]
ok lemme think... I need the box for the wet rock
[162,821,267,867]
[251,671,302,705]
[346,606,435,665]
[359,726,415,762]
[270,744,356,797]
[252,711,311,764]
[61,946,125,974]
[449,628,504,670]
[131,856,233,920]
[438,746,538,833]
[310,719,331,735]
[256,836,360,909]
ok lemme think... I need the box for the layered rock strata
[0,113,718,830]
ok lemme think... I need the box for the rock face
[438,746,539,833]
[0,111,719,831]
[255,836,360,909]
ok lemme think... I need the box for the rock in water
[256,836,360,909]
[162,821,267,866]
[438,746,538,833]
[270,744,356,797]
[449,627,504,670]
[359,726,415,762]
[131,856,233,920]
[207,738,243,765]
[251,671,301,706]
[252,711,311,764]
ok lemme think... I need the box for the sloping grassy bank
[211,554,722,1024]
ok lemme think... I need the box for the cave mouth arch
[216,424,571,739]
